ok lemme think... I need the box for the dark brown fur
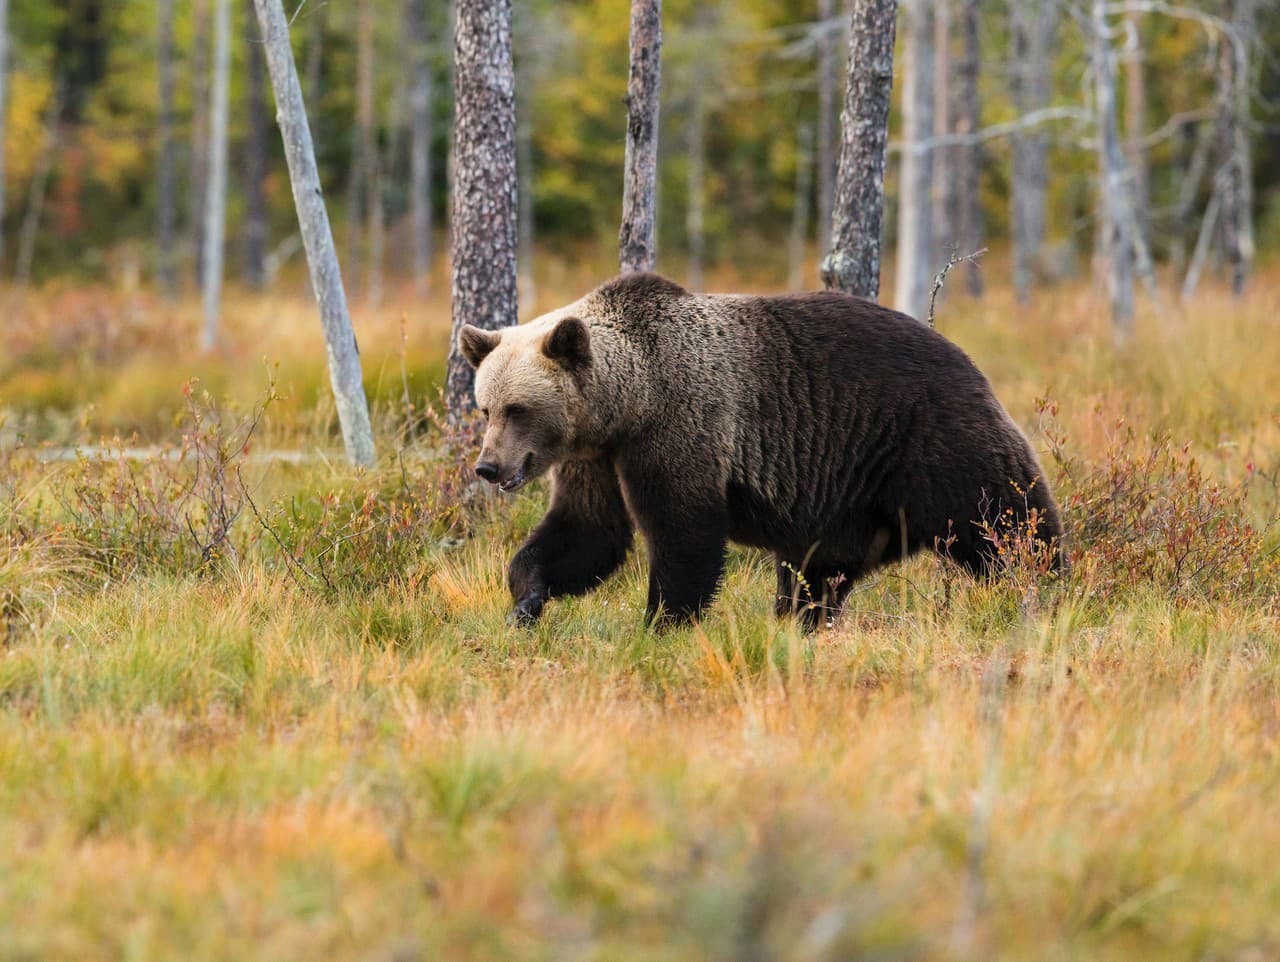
[463,272,1064,629]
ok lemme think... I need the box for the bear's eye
[504,404,528,420]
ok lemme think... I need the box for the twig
[928,246,988,328]
[236,466,326,591]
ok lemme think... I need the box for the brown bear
[459,272,1062,629]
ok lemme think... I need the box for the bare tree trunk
[954,0,983,295]
[931,0,953,253]
[685,80,706,290]
[816,0,836,253]
[0,0,7,268]
[1216,0,1253,297]
[894,0,935,321]
[821,0,898,298]
[1091,0,1140,339]
[445,0,518,420]
[347,0,375,301]
[1123,3,1149,245]
[408,0,433,295]
[242,0,268,290]
[619,0,662,274]
[190,0,210,285]
[253,0,376,466]
[200,0,230,352]
[1009,0,1057,304]
[155,0,178,295]
[788,120,814,290]
[15,87,61,287]
[1170,120,1212,278]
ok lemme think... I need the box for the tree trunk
[408,0,433,295]
[953,0,983,295]
[1170,120,1212,279]
[15,86,61,286]
[816,0,836,253]
[445,0,518,420]
[1123,3,1149,245]
[893,0,934,321]
[189,0,210,285]
[1216,0,1253,297]
[253,0,376,466]
[346,0,375,300]
[200,0,230,352]
[931,0,952,253]
[1091,0,1139,339]
[155,0,178,295]
[1009,0,1057,304]
[618,0,662,274]
[242,0,268,290]
[788,120,814,290]
[685,76,706,290]
[821,0,898,298]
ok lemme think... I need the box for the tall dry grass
[1,264,1278,960]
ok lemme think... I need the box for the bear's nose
[475,460,500,483]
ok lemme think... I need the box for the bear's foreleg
[507,459,634,626]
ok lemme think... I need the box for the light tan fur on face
[466,306,592,489]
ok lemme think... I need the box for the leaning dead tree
[253,0,376,466]
[619,0,662,274]
[821,0,899,299]
[445,0,518,420]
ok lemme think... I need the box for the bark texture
[1009,0,1057,303]
[893,0,935,321]
[253,0,376,466]
[618,0,662,274]
[155,0,177,294]
[953,0,983,295]
[816,0,836,253]
[408,0,433,293]
[821,0,898,299]
[1216,0,1254,296]
[200,0,230,351]
[446,0,518,420]
[242,0,268,290]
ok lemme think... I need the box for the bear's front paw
[508,594,545,627]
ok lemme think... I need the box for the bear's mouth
[498,453,533,493]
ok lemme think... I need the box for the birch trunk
[242,0,269,290]
[1123,4,1149,245]
[408,0,433,294]
[445,0,518,420]
[953,0,983,295]
[1009,0,1057,304]
[893,0,935,321]
[189,0,210,285]
[155,0,178,295]
[618,0,662,274]
[1216,0,1253,296]
[816,0,836,253]
[253,0,376,466]
[820,0,898,298]
[199,0,230,352]
[788,121,814,290]
[1091,0,1138,338]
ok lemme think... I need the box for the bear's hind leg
[508,460,634,625]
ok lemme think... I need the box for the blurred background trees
[0,0,1277,314]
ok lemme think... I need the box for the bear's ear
[542,317,592,371]
[459,324,501,369]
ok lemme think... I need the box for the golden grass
[1,264,1279,960]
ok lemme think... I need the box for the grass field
[2,267,1279,961]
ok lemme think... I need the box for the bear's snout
[475,460,500,483]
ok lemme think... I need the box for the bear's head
[458,315,593,492]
